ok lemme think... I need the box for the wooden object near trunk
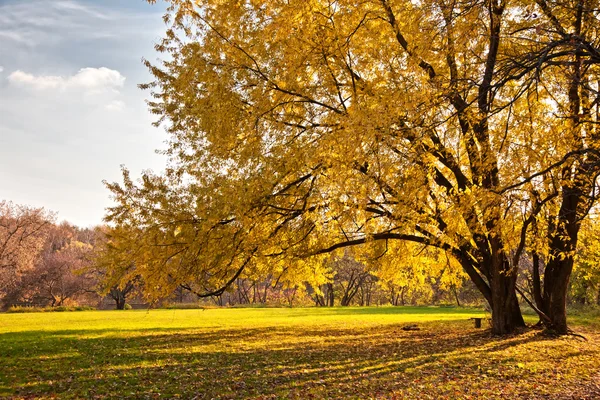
[470,317,483,328]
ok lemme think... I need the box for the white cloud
[8,67,125,93]
[8,70,63,90]
[53,0,112,20]
[0,66,4,73]
[105,100,126,112]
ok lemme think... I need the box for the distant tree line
[2,200,600,310]
[0,201,139,310]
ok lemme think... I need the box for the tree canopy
[107,0,600,334]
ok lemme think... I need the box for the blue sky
[0,0,170,226]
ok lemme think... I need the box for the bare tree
[0,201,53,298]
[3,223,97,307]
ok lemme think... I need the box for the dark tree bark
[109,281,135,310]
[489,247,526,334]
[451,285,460,307]
[115,293,126,310]
[327,283,334,306]
[532,251,544,311]
[314,283,335,307]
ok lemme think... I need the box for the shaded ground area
[0,307,598,399]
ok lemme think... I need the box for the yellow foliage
[104,0,600,319]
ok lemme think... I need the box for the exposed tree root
[566,329,588,341]
[542,327,588,341]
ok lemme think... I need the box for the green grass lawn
[0,307,598,399]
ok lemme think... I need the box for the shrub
[163,302,211,310]
[6,306,45,313]
[5,305,96,313]
[74,306,96,311]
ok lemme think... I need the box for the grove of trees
[0,202,124,309]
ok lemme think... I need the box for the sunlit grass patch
[0,307,598,399]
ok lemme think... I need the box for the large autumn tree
[107,0,600,334]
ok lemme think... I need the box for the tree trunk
[116,295,126,310]
[541,184,581,334]
[488,244,526,335]
[315,295,325,307]
[542,257,575,334]
[262,283,269,304]
[451,285,461,307]
[490,288,524,335]
[364,283,372,306]
[454,247,525,334]
[287,287,296,308]
[532,251,544,310]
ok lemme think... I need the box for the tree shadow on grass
[1,323,597,399]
